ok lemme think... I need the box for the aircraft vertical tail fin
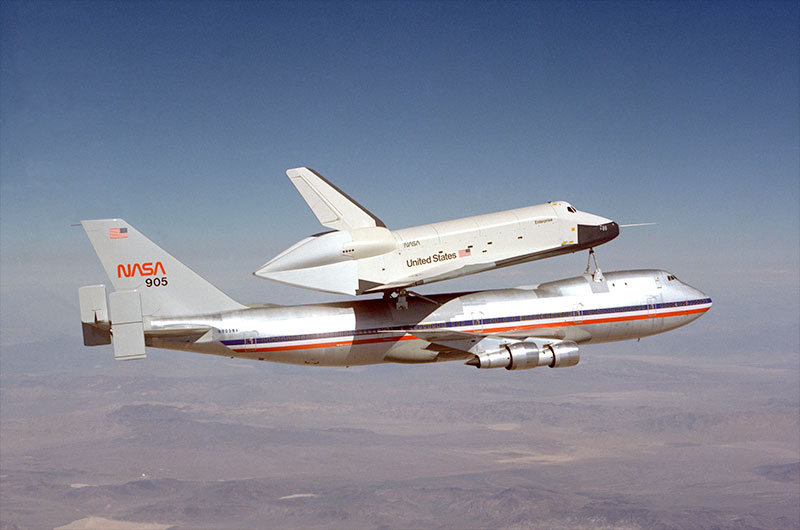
[286,167,386,231]
[81,219,245,318]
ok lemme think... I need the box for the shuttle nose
[578,221,619,248]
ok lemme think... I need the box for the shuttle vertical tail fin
[81,219,245,317]
[286,167,386,231]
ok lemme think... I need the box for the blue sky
[1,1,798,353]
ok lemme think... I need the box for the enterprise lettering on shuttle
[406,252,459,268]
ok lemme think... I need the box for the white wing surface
[286,167,386,231]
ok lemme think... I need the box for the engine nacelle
[546,340,580,368]
[506,342,549,370]
[473,349,512,369]
[468,341,580,370]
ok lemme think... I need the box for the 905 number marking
[145,276,168,288]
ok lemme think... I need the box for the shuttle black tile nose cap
[578,221,619,248]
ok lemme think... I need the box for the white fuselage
[146,270,711,367]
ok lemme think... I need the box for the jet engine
[467,341,580,370]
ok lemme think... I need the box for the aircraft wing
[377,325,577,358]
[408,327,567,343]
[286,167,386,231]
[367,263,495,293]
[361,245,601,294]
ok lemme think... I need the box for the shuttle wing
[286,167,386,231]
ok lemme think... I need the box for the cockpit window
[566,206,577,213]
[667,274,677,281]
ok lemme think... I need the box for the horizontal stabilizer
[146,327,211,339]
[286,167,385,231]
[79,284,111,346]
[109,289,146,360]
[82,322,111,346]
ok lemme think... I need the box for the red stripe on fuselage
[231,305,710,354]
[478,305,710,334]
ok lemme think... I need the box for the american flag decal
[458,248,471,257]
[109,227,128,239]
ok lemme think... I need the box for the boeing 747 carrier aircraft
[79,219,710,370]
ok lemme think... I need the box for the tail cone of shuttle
[253,228,398,296]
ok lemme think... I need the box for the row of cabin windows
[235,299,706,343]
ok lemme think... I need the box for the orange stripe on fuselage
[231,305,710,354]
[478,305,710,334]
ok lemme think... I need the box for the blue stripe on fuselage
[219,298,711,347]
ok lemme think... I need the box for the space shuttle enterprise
[254,168,619,296]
